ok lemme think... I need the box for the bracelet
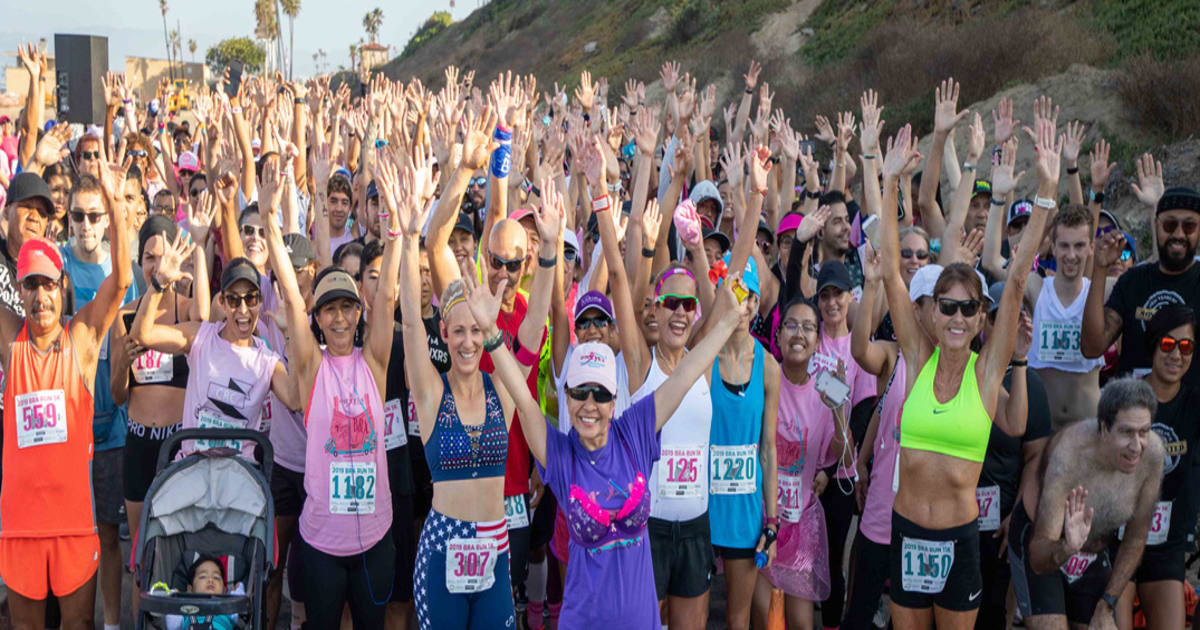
[764,516,779,527]
[592,194,611,213]
[1034,195,1056,210]
[294,97,305,105]
[641,247,655,258]
[607,182,621,192]
[122,99,133,105]
[1066,166,1079,175]
[386,228,403,240]
[515,343,540,367]
[538,255,557,268]
[150,276,165,293]
[1010,358,1028,367]
[745,88,753,95]
[804,189,821,199]
[231,106,242,114]
[483,331,505,353]
[962,161,976,171]
[860,154,876,160]
[990,196,1006,206]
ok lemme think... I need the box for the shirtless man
[1026,205,1108,429]
[1007,377,1164,630]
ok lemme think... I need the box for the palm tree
[254,0,280,72]
[362,8,384,44]
[280,0,301,80]
[188,39,197,64]
[159,0,173,79]
[349,43,358,71]
[169,27,182,79]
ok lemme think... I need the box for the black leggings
[821,479,856,626]
[298,529,396,629]
[842,534,890,630]
[976,527,1010,630]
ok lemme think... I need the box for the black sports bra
[123,298,190,390]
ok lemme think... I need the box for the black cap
[366,180,379,200]
[6,172,53,214]
[1157,187,1200,216]
[138,214,179,262]
[757,218,772,237]
[988,281,1005,313]
[452,212,475,237]
[220,257,262,293]
[283,233,316,268]
[816,261,852,293]
[702,227,731,254]
[972,179,992,197]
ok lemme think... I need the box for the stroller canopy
[148,456,268,537]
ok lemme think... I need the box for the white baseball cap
[565,342,618,395]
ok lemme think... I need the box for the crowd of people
[0,39,1198,630]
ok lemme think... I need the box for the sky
[0,0,482,89]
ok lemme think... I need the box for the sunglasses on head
[80,150,101,160]
[241,224,265,239]
[901,248,929,260]
[489,253,523,273]
[656,293,698,312]
[70,210,105,224]
[1159,335,1195,356]
[469,177,487,187]
[21,276,57,292]
[1160,217,1199,236]
[937,298,982,317]
[575,316,610,331]
[566,384,614,404]
[223,291,262,309]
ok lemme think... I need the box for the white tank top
[632,348,713,522]
[1027,276,1106,373]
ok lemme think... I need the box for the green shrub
[402,11,454,59]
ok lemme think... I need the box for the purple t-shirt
[538,395,660,628]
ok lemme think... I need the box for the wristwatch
[1100,592,1119,621]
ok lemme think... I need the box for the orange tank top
[1,323,96,538]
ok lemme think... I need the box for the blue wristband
[490,125,513,179]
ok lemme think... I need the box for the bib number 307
[900,537,955,594]
[446,538,498,594]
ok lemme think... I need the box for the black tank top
[123,296,190,390]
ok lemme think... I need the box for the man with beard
[1082,187,1200,388]
[813,191,866,301]
[1026,205,1107,429]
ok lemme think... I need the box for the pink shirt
[299,348,391,556]
[776,373,837,518]
[181,322,280,459]
[258,318,306,473]
[809,329,874,478]
[859,353,907,545]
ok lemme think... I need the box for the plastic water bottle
[755,550,768,568]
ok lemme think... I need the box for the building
[124,56,206,104]
[359,42,388,74]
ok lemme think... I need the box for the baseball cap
[1157,187,1200,217]
[1007,199,1033,227]
[565,341,618,395]
[177,151,200,173]
[17,238,64,282]
[702,228,730,254]
[283,233,316,268]
[908,264,944,302]
[689,180,725,219]
[574,290,614,321]
[972,179,992,197]
[564,229,580,255]
[757,218,772,238]
[0,115,10,125]
[220,257,262,293]
[510,207,534,225]
[1122,232,1138,262]
[1098,210,1122,232]
[777,213,803,237]
[452,212,475,237]
[721,252,760,295]
[977,269,993,303]
[816,261,852,294]
[311,267,361,313]
[6,172,54,215]
[366,180,379,200]
[987,282,1005,313]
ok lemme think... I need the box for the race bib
[407,394,421,438]
[900,537,955,594]
[1060,551,1097,584]
[778,473,804,523]
[1037,320,1083,363]
[504,494,529,530]
[15,389,68,448]
[383,398,407,450]
[329,461,377,515]
[1117,501,1172,545]
[807,352,838,375]
[658,446,704,499]
[976,485,1000,532]
[132,350,174,384]
[195,409,243,452]
[446,538,498,594]
[710,444,758,495]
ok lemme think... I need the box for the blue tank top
[708,342,766,549]
[424,373,508,483]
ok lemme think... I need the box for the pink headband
[654,267,696,296]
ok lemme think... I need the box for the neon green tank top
[899,348,991,463]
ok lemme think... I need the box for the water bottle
[755,550,768,568]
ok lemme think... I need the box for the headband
[654,267,696,297]
[441,295,467,319]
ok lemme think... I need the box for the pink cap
[510,207,534,224]
[566,342,618,395]
[177,151,200,172]
[17,238,64,281]
[777,213,803,236]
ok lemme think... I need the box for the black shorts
[713,545,756,560]
[390,492,415,603]
[93,447,124,525]
[508,494,533,590]
[123,422,180,502]
[649,514,715,599]
[889,511,982,611]
[1134,541,1187,584]
[1009,500,1111,624]
[271,464,307,518]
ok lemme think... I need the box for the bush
[205,37,266,73]
[1117,53,1200,139]
[667,0,718,45]
[402,11,454,59]
[1093,0,1200,61]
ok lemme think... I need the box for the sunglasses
[80,150,101,160]
[781,318,818,335]
[1160,217,1199,236]
[901,248,929,260]
[154,204,174,214]
[575,316,610,331]
[21,276,58,292]
[564,248,578,263]
[937,298,982,317]
[70,210,105,224]
[1159,335,1195,356]
[656,293,698,312]
[469,177,488,187]
[566,384,615,404]
[189,187,205,197]
[489,253,523,273]
[129,150,148,158]
[241,224,266,239]
[1096,225,1117,239]
[223,292,262,309]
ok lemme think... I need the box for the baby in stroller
[165,554,245,630]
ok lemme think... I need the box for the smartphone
[862,214,881,250]
[225,61,244,98]
[815,370,850,407]
[798,140,815,157]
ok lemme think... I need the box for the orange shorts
[0,535,99,600]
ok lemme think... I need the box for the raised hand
[17,42,44,80]
[992,96,1020,146]
[98,157,132,207]
[460,256,505,332]
[622,78,643,109]
[835,111,856,156]
[1061,120,1086,166]
[882,124,921,180]
[744,60,762,91]
[991,138,1025,198]
[461,105,499,171]
[154,231,197,288]
[212,171,239,208]
[1131,152,1165,208]
[534,177,565,246]
[1033,119,1064,188]
[641,198,663,248]
[859,89,884,155]
[1032,95,1060,134]
[719,142,745,192]
[934,77,969,133]
[749,144,772,193]
[574,70,596,111]
[955,228,985,267]
[814,114,836,145]
[1062,486,1093,554]
[659,61,680,93]
[1013,310,1034,359]
[1093,229,1125,269]
[33,122,72,168]
[966,112,986,163]
[257,158,286,215]
[1089,139,1116,194]
[632,105,661,157]
[796,205,830,243]
[862,240,881,283]
[187,191,217,244]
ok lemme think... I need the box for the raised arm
[73,160,135,357]
[516,178,562,359]
[919,78,970,241]
[937,113,985,266]
[262,158,322,374]
[852,244,891,376]
[362,147,413,371]
[229,83,258,200]
[995,313,1032,437]
[428,107,497,297]
[878,125,929,363]
[130,234,203,355]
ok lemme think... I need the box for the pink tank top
[776,374,836,520]
[859,353,907,545]
[258,318,307,473]
[299,348,391,556]
[181,322,280,458]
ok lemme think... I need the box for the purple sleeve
[614,395,660,471]
[537,418,571,501]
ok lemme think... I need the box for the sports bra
[899,348,991,463]
[123,301,190,390]
[424,372,508,483]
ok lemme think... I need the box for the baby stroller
[133,429,275,630]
